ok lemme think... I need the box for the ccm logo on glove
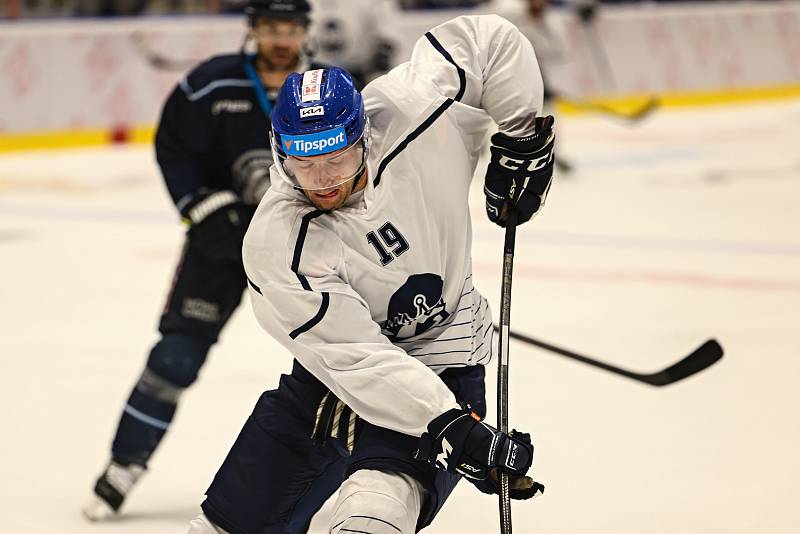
[497,151,552,173]
[484,115,556,227]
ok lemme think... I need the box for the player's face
[253,19,306,69]
[289,145,367,211]
[304,175,361,211]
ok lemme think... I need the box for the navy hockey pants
[201,360,486,534]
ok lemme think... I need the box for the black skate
[82,461,145,521]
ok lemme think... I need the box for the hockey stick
[570,14,659,124]
[559,95,660,124]
[500,328,723,386]
[584,16,617,93]
[497,209,518,534]
[130,31,198,72]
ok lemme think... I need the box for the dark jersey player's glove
[181,189,253,262]
[484,115,555,227]
[415,407,543,500]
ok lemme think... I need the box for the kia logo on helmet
[300,106,325,118]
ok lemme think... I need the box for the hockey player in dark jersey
[83,0,327,521]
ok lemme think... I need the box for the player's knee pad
[187,513,228,534]
[143,333,212,393]
[329,469,424,534]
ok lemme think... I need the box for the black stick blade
[627,97,659,121]
[505,328,723,387]
[640,339,723,386]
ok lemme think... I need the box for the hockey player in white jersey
[189,14,555,534]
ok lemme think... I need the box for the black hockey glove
[181,189,253,262]
[467,431,545,500]
[231,149,273,205]
[484,115,555,227]
[415,407,541,500]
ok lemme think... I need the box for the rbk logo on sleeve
[282,127,347,156]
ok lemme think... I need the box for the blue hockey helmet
[270,67,369,192]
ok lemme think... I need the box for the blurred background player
[82,0,327,521]
[490,0,568,100]
[488,0,597,173]
[306,0,400,87]
[488,0,598,75]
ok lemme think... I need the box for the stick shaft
[583,19,617,92]
[498,210,518,533]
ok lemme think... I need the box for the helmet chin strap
[349,168,366,195]
[348,142,369,194]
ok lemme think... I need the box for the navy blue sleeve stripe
[373,32,466,187]
[246,276,262,295]
[423,31,467,102]
[288,209,328,337]
[291,209,326,290]
[290,292,330,339]
[373,99,454,187]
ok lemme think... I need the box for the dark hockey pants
[202,360,487,534]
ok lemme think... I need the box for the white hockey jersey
[243,15,544,437]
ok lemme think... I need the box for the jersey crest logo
[382,273,450,341]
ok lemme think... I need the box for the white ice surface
[1,100,799,533]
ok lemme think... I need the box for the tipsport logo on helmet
[282,127,347,156]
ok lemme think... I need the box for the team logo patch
[382,273,451,341]
[282,127,347,156]
[301,69,323,102]
[300,105,325,118]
